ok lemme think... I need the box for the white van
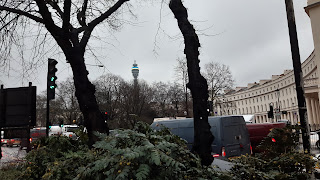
[61,125,79,140]
[49,126,62,136]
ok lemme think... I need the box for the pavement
[0,146,26,167]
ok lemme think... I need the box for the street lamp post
[284,0,310,153]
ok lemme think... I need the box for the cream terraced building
[214,0,320,131]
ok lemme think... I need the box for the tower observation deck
[132,61,139,80]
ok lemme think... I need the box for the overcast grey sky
[0,0,314,92]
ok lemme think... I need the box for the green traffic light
[50,77,55,81]
[50,85,55,89]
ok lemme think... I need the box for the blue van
[151,116,251,159]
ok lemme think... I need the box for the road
[0,146,26,167]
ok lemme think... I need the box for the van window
[65,127,78,133]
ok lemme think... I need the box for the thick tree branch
[47,1,63,17]
[35,0,61,35]
[0,6,44,23]
[77,0,88,27]
[80,0,129,49]
[62,0,71,31]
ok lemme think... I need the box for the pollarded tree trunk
[67,47,108,146]
[169,0,214,166]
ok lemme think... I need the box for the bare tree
[167,82,184,117]
[118,80,153,128]
[94,73,124,125]
[203,62,234,114]
[36,91,47,127]
[56,77,81,124]
[174,57,190,116]
[169,0,214,166]
[151,81,170,117]
[0,0,132,145]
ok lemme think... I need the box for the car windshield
[66,127,78,132]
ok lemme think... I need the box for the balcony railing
[304,78,318,88]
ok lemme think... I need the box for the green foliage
[257,125,301,159]
[5,121,229,180]
[75,121,226,180]
[21,135,89,180]
[228,126,315,180]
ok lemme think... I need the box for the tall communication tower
[132,61,139,84]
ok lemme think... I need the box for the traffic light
[59,120,64,127]
[104,112,109,120]
[47,58,58,100]
[268,105,274,119]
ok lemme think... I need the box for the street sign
[0,85,36,127]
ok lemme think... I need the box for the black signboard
[0,85,36,127]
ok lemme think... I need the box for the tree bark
[169,0,214,166]
[67,47,108,146]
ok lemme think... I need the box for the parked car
[1,138,8,146]
[30,127,46,143]
[1,131,8,146]
[246,122,287,153]
[151,115,252,159]
[7,138,21,147]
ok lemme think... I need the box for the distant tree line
[36,60,233,129]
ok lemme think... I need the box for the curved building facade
[214,0,320,131]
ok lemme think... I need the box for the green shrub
[21,135,89,180]
[75,122,227,180]
[16,122,229,180]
